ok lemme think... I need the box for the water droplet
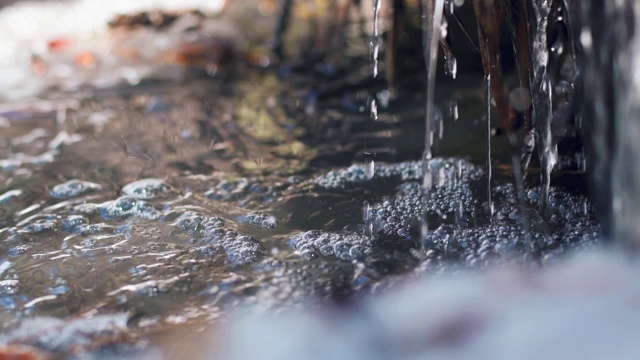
[370,98,378,121]
[370,0,383,78]
[364,157,375,179]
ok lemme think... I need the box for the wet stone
[50,180,102,199]
[122,178,169,199]
[289,231,374,262]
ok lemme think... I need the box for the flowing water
[0,0,610,358]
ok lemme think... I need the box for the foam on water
[50,180,102,199]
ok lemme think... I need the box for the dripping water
[370,98,378,120]
[370,0,383,78]
[364,156,375,179]
[420,0,445,245]
[369,0,383,124]
[421,0,445,166]
[440,15,457,80]
[484,73,493,215]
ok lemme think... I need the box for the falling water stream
[531,0,557,214]
[420,0,445,179]
[370,0,383,79]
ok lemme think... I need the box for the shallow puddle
[0,1,599,358]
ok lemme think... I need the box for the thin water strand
[421,0,445,168]
[531,0,557,214]
[370,0,383,78]
[440,14,457,79]
[420,0,445,246]
[484,74,493,216]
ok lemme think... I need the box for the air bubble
[51,180,101,199]
[122,179,169,199]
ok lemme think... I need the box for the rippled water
[0,1,600,358]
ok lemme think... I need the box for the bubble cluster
[368,182,476,238]
[289,230,374,261]
[172,211,225,234]
[16,215,60,234]
[99,197,161,220]
[420,224,531,269]
[72,223,115,236]
[239,212,278,229]
[493,184,599,229]
[63,215,88,231]
[0,280,19,295]
[166,210,264,265]
[314,158,482,190]
[417,185,601,270]
[203,228,263,266]
[51,180,102,199]
[245,259,355,309]
[122,178,169,199]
